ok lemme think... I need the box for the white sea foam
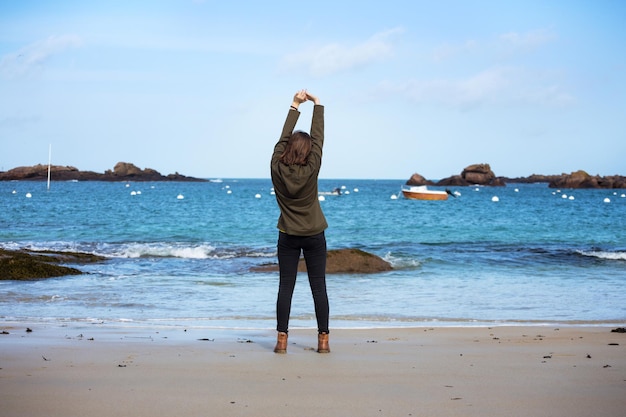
[578,250,626,261]
[114,243,217,259]
[383,252,421,268]
[0,240,273,260]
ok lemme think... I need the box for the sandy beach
[1,324,624,417]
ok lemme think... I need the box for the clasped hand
[293,89,320,106]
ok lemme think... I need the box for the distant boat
[401,185,449,201]
[319,187,342,196]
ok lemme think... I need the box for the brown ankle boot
[317,332,330,353]
[274,332,288,354]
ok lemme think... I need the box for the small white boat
[319,187,342,196]
[401,185,449,201]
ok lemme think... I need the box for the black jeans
[276,231,329,334]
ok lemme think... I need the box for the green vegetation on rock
[0,249,106,281]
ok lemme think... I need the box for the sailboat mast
[47,144,52,190]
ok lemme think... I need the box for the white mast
[47,144,52,190]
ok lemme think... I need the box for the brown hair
[280,131,312,166]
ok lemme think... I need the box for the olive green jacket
[271,105,328,236]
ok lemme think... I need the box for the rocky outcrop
[405,173,435,186]
[547,170,626,189]
[252,248,392,274]
[436,163,505,187]
[503,174,563,184]
[408,165,625,189]
[110,162,144,177]
[0,162,207,182]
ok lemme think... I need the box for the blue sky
[1,0,624,179]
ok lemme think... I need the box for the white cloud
[379,66,575,109]
[0,34,83,78]
[281,27,404,77]
[499,28,557,50]
[432,39,478,62]
[431,28,556,62]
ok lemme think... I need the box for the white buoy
[474,187,480,192]
[454,191,461,197]
[177,194,184,200]
[130,191,137,196]
[136,190,142,195]
[491,196,499,202]
[390,194,398,200]
[255,193,261,199]
[12,190,17,194]
[604,198,611,203]
[353,188,359,192]
[344,190,350,195]
[25,192,32,198]
[318,195,325,201]
[562,194,568,199]
[341,185,346,190]
[621,194,625,198]
[568,195,575,200]
[226,190,232,194]
[514,188,519,192]
[125,183,130,188]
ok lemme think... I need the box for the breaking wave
[0,241,275,260]
[577,250,626,261]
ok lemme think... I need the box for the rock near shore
[0,162,206,182]
[0,249,106,280]
[252,248,392,274]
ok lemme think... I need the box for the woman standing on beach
[270,90,330,354]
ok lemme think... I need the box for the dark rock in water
[436,174,467,186]
[548,170,626,189]
[252,248,392,274]
[504,174,563,184]
[326,249,392,273]
[0,249,106,280]
[405,173,435,186]
[436,163,505,187]
[0,162,207,182]
[407,165,625,188]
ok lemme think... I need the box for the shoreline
[2,324,624,417]
[3,318,626,334]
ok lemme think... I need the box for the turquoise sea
[1,179,625,330]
